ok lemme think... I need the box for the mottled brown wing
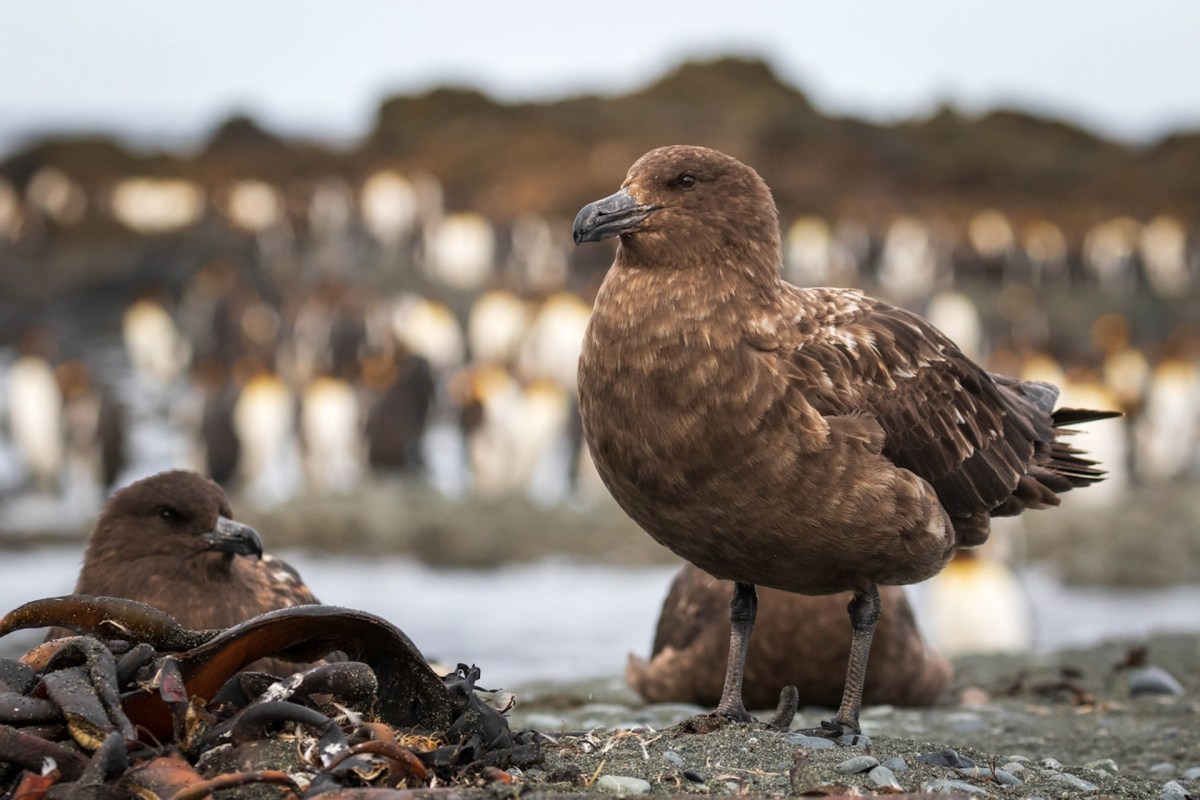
[780,291,1050,518]
[260,553,322,607]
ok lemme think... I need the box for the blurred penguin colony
[1,155,1199,512]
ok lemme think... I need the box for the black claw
[718,707,757,724]
[768,685,798,730]
[794,718,861,740]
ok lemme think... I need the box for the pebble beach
[500,632,1200,799]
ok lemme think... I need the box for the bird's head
[89,470,263,568]
[572,145,781,282]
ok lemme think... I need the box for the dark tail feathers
[1052,407,1122,426]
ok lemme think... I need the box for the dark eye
[157,506,180,523]
[674,173,696,190]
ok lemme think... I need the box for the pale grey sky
[1,0,1196,153]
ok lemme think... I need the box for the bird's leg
[714,582,758,723]
[822,583,881,737]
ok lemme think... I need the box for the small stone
[1161,780,1188,799]
[922,778,991,795]
[682,770,704,783]
[993,769,1022,787]
[1130,665,1186,697]
[869,765,901,789]
[1084,758,1119,775]
[1050,772,1097,792]
[1149,762,1177,775]
[784,733,836,749]
[919,748,977,769]
[662,750,684,767]
[595,775,652,795]
[1039,757,1063,771]
[1182,766,1200,780]
[1001,761,1026,774]
[834,755,879,775]
[839,733,871,749]
[957,765,1021,787]
[880,756,909,773]
[1004,754,1031,763]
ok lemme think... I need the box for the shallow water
[1,548,1199,689]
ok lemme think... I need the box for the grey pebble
[1039,757,1063,771]
[1183,766,1200,780]
[954,765,1020,786]
[682,770,704,784]
[839,733,871,748]
[1050,772,1098,792]
[1130,665,1187,697]
[1084,757,1119,775]
[1004,754,1031,763]
[595,775,652,795]
[880,756,909,773]
[783,733,836,749]
[1150,762,1178,775]
[919,748,977,769]
[1001,761,1026,774]
[834,755,879,774]
[922,778,992,795]
[993,769,1022,787]
[869,765,901,789]
[1161,780,1189,799]
[662,750,684,767]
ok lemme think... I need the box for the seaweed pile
[0,596,540,798]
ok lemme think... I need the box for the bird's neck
[598,253,780,342]
[78,539,235,597]
[615,234,782,293]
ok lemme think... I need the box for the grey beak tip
[572,187,654,245]
[204,516,264,559]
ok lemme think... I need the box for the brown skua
[574,145,1117,734]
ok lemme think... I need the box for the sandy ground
[501,632,1200,798]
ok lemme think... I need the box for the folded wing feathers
[788,290,1115,524]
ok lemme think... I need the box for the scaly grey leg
[828,583,881,735]
[715,581,757,722]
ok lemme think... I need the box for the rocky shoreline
[0,598,1196,798]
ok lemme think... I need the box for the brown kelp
[0,595,540,798]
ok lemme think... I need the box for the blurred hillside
[1,57,1198,335]
[0,56,1195,328]
[4,55,1200,231]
